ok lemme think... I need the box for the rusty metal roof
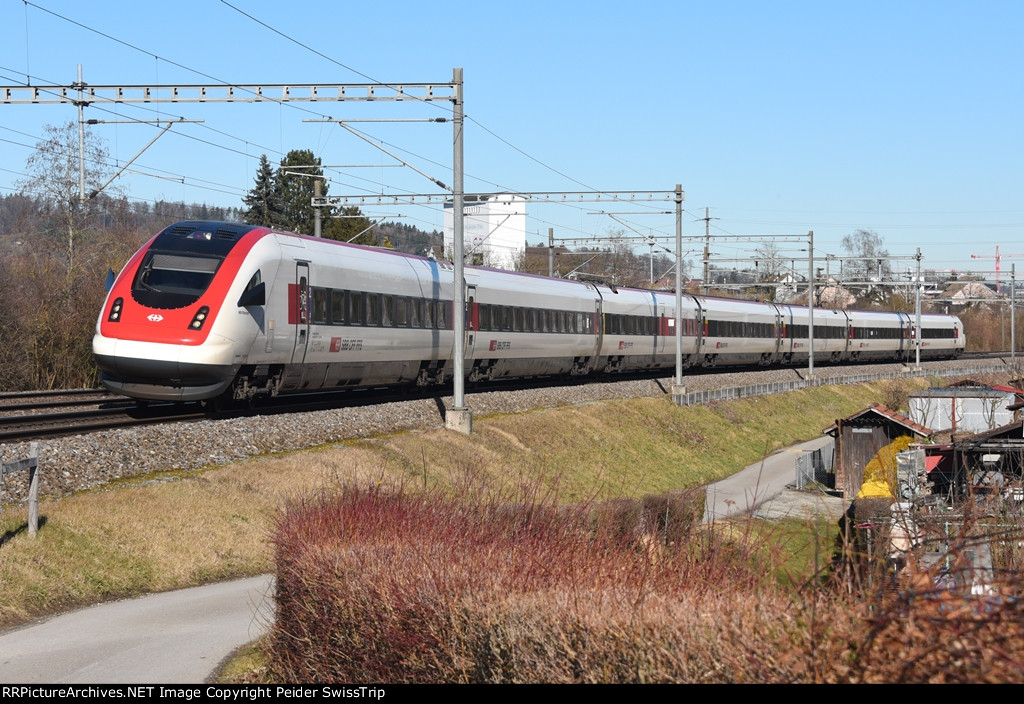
[823,403,934,437]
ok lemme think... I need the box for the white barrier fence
[672,363,1006,407]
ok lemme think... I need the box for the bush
[268,484,1024,683]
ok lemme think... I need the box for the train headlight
[189,306,211,330]
[107,298,123,322]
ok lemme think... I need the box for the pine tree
[242,154,282,227]
[323,205,377,245]
[276,150,321,234]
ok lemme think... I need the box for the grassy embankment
[0,382,887,628]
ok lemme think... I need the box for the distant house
[909,381,1020,436]
[930,281,1002,313]
[818,282,857,309]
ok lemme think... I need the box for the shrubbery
[269,484,1024,683]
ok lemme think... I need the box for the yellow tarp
[856,435,913,499]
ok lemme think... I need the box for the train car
[93,220,965,403]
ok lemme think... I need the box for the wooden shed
[824,404,933,499]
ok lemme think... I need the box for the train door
[898,312,911,360]
[464,284,478,360]
[291,262,310,365]
[779,305,794,361]
[840,310,852,359]
[769,303,784,362]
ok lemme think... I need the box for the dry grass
[265,484,1024,683]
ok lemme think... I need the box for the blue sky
[1,0,1021,277]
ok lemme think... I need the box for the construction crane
[970,246,1024,289]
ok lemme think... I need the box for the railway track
[0,389,130,415]
[0,354,1010,444]
[0,403,211,443]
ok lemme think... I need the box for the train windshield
[129,221,255,309]
[132,251,224,308]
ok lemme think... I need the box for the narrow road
[703,435,841,523]
[0,575,273,683]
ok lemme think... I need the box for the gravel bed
[0,359,1006,505]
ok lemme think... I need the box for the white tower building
[444,194,527,270]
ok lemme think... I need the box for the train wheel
[201,391,231,415]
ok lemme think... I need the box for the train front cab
[94,221,269,401]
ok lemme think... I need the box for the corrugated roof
[911,388,1013,399]
[823,403,934,437]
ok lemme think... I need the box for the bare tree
[841,229,890,283]
[8,123,129,390]
[17,122,116,279]
[754,241,785,281]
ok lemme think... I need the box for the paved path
[703,436,843,523]
[0,575,274,684]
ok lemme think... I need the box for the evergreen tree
[242,154,282,227]
[276,150,322,234]
[322,205,376,246]
[245,148,375,241]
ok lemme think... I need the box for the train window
[132,251,223,308]
[576,312,584,334]
[436,301,448,329]
[348,291,363,326]
[542,310,551,333]
[367,294,381,326]
[393,297,408,327]
[244,270,261,293]
[478,304,490,331]
[331,290,345,325]
[298,277,308,324]
[312,288,328,325]
[418,299,431,328]
[410,299,422,328]
[381,295,394,327]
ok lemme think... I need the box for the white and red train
[93,220,965,402]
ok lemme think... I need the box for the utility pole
[314,180,322,238]
[446,68,472,435]
[807,230,815,380]
[1013,264,1017,368]
[914,247,922,369]
[702,207,711,295]
[548,228,554,277]
[673,184,686,395]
